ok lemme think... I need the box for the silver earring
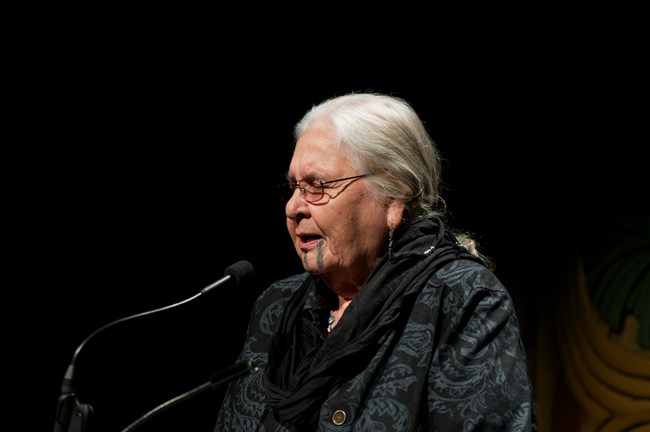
[388,227,394,258]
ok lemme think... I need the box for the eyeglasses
[279,174,369,203]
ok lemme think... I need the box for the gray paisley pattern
[215,260,537,431]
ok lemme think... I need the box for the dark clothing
[215,218,538,431]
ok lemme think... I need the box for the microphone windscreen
[224,260,255,286]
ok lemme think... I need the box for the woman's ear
[386,200,406,229]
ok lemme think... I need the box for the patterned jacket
[215,259,538,431]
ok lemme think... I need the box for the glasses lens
[276,179,325,202]
[302,180,324,202]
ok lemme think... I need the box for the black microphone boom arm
[120,359,258,432]
[53,260,255,432]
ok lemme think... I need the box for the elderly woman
[215,93,538,431]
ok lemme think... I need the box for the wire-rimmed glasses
[278,174,369,203]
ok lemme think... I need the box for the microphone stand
[53,291,205,432]
[53,260,255,432]
[120,359,257,432]
[53,365,94,432]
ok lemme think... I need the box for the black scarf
[264,216,482,430]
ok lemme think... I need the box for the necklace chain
[327,311,335,333]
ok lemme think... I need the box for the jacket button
[332,409,347,425]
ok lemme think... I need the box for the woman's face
[285,123,400,290]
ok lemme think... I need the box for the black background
[8,11,647,432]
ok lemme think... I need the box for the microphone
[200,259,254,295]
[53,260,255,432]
